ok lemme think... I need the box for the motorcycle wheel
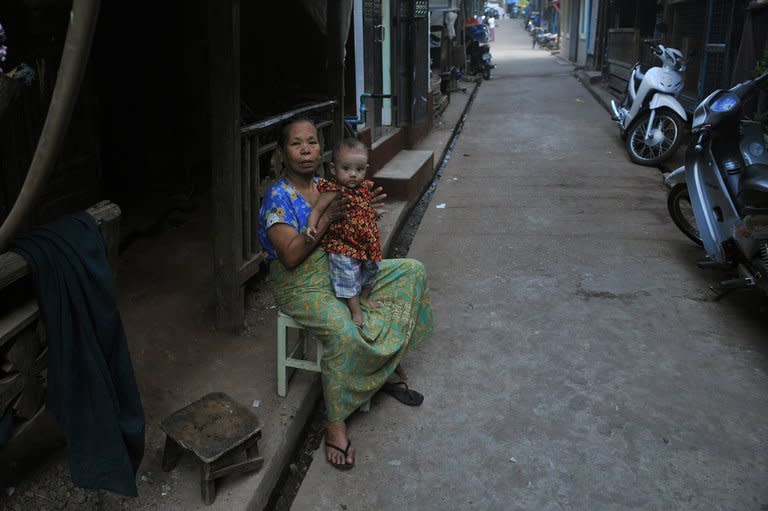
[482,68,491,80]
[625,108,684,166]
[667,183,703,246]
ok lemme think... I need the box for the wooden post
[208,0,243,331]
[327,1,349,144]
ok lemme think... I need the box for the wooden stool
[160,392,263,505]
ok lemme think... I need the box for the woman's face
[281,121,321,177]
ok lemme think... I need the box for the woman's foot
[394,364,408,381]
[326,420,355,468]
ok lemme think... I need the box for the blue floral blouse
[259,177,318,261]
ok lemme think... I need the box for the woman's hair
[333,137,368,163]
[277,117,316,149]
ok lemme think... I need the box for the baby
[307,138,382,326]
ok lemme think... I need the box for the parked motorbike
[532,29,558,50]
[610,43,687,166]
[665,70,768,297]
[465,30,495,80]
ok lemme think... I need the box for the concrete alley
[291,19,768,511]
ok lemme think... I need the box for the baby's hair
[332,137,368,163]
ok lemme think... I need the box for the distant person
[488,15,496,41]
[306,138,382,327]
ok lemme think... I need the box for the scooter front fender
[684,146,739,263]
[664,165,685,188]
[628,68,638,102]
[649,93,687,121]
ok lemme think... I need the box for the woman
[258,118,434,470]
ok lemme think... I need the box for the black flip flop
[325,439,355,471]
[381,381,424,406]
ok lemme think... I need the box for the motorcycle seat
[738,164,768,210]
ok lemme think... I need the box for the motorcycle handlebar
[731,70,768,100]
[694,130,709,153]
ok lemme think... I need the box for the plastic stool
[276,311,370,412]
[276,310,322,397]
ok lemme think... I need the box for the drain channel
[390,81,481,257]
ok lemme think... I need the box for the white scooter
[610,42,687,166]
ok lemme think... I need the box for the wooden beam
[0,200,121,290]
[208,0,244,331]
[327,1,347,145]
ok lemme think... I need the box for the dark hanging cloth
[10,212,144,497]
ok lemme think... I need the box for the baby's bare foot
[352,311,365,328]
[366,299,382,309]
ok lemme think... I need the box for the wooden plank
[237,251,268,285]
[255,141,277,158]
[87,201,122,279]
[0,201,121,290]
[0,252,28,290]
[240,101,337,136]
[209,0,244,331]
[210,456,264,480]
[0,301,39,350]
[6,325,39,374]
[242,138,252,260]
[9,404,47,442]
[250,138,260,254]
[0,373,24,414]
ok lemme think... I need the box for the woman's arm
[306,191,339,241]
[268,193,345,269]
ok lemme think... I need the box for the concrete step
[372,150,435,207]
[377,199,409,257]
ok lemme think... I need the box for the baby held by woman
[306,138,381,327]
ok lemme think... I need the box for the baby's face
[332,147,368,188]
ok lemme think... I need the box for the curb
[574,69,614,113]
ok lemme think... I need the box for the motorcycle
[665,70,768,297]
[465,28,495,80]
[533,29,558,50]
[610,43,687,166]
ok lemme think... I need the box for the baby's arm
[305,191,338,242]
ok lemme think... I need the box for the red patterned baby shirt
[317,178,382,262]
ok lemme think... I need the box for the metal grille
[708,0,729,44]
[674,2,706,37]
[703,50,726,92]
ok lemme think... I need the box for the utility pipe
[0,0,101,251]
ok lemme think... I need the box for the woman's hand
[369,183,387,219]
[320,192,347,224]
[269,192,347,269]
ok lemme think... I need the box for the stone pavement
[291,18,768,511]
